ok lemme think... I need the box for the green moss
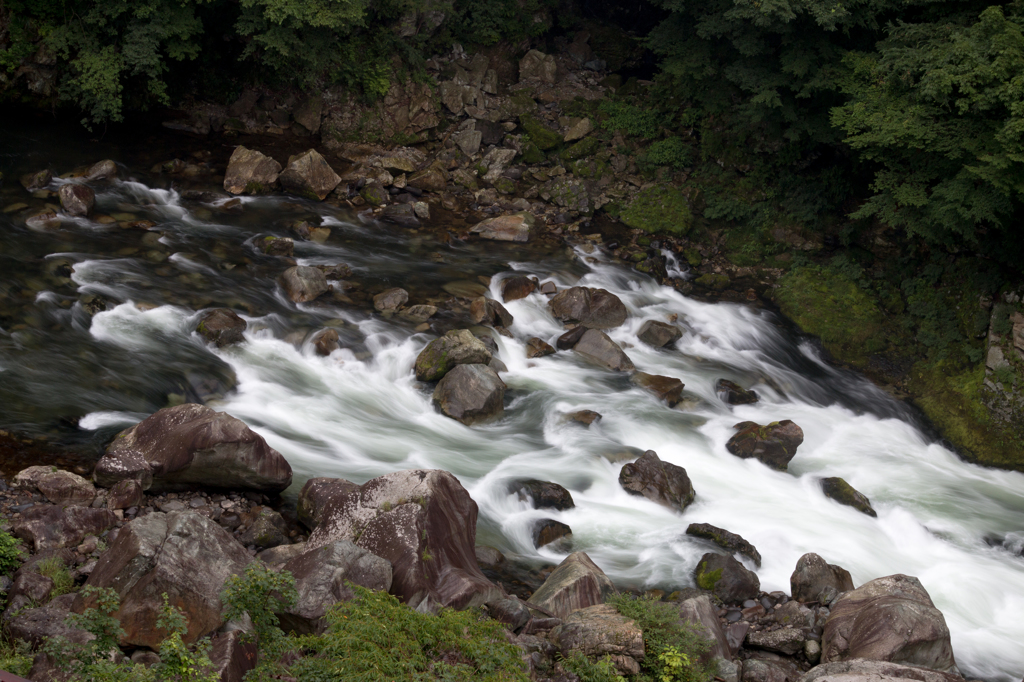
[683,248,702,267]
[694,562,722,591]
[519,114,561,150]
[360,185,388,207]
[561,137,601,162]
[521,142,545,164]
[244,181,267,194]
[695,273,729,290]
[620,187,692,236]
[494,177,516,195]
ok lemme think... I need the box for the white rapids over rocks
[69,182,1024,682]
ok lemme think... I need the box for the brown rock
[532,519,572,549]
[566,409,601,425]
[432,364,506,424]
[258,236,294,257]
[373,287,409,312]
[527,551,616,619]
[556,325,588,350]
[678,594,732,661]
[501,276,536,302]
[717,379,759,405]
[630,372,684,406]
[281,266,329,303]
[791,553,854,603]
[106,479,144,511]
[692,552,760,604]
[637,320,682,348]
[619,450,694,512]
[196,309,247,347]
[469,297,514,327]
[574,329,634,371]
[313,328,339,356]
[527,337,556,358]
[508,479,575,511]
[223,146,281,194]
[297,477,360,531]
[797,660,964,682]
[553,603,645,675]
[86,160,118,181]
[13,505,117,551]
[549,287,628,329]
[748,627,806,656]
[238,508,289,549]
[12,466,96,506]
[20,169,52,192]
[821,477,877,517]
[408,167,447,192]
[58,184,94,217]
[208,630,258,682]
[470,212,533,242]
[278,150,341,200]
[726,420,804,470]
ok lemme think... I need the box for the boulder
[75,511,252,647]
[238,508,290,550]
[527,337,556,358]
[637,320,682,348]
[86,159,118,181]
[717,379,759,405]
[432,364,506,424]
[791,553,855,604]
[223,146,281,194]
[774,600,815,629]
[208,630,258,682]
[509,479,575,510]
[748,627,806,656]
[469,297,514,327]
[10,572,54,605]
[485,595,531,631]
[297,477,360,531]
[306,469,501,610]
[470,212,533,242]
[726,420,804,471]
[20,169,52,191]
[693,553,760,604]
[281,266,329,303]
[382,203,420,227]
[821,478,877,517]
[408,167,447,192]
[527,551,616,619]
[278,540,392,634]
[619,450,694,512]
[556,325,589,350]
[313,328,340,356]
[403,304,438,324]
[292,95,323,134]
[259,235,295,256]
[5,598,92,649]
[415,329,492,381]
[553,603,645,675]
[549,287,628,329]
[93,403,292,493]
[107,479,144,510]
[278,149,341,200]
[821,574,956,672]
[573,329,634,371]
[373,287,409,312]
[196,308,247,347]
[566,409,601,425]
[797,660,964,682]
[501,276,537,302]
[630,372,684,406]
[519,49,558,83]
[743,658,802,682]
[679,594,732,661]
[12,466,96,506]
[58,183,94,217]
[13,505,117,551]
[533,519,572,548]
[686,523,762,567]
[257,542,307,568]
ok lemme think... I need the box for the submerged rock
[196,308,247,347]
[501,275,536,302]
[686,523,761,566]
[619,450,694,512]
[725,420,804,470]
[432,364,505,424]
[415,329,492,381]
[820,477,877,517]
[549,287,627,329]
[693,552,760,604]
[223,146,281,194]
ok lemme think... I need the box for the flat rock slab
[748,626,806,655]
[470,212,534,242]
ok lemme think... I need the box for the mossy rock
[694,562,722,591]
[360,185,389,207]
[695,273,729,290]
[521,142,546,165]
[561,137,601,162]
[683,248,702,267]
[519,114,561,151]
[619,186,692,236]
[820,477,876,517]
[494,177,517,195]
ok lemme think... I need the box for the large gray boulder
[306,469,501,611]
[619,450,694,512]
[553,603,645,675]
[12,466,96,506]
[280,266,329,303]
[798,660,964,682]
[821,575,956,673]
[278,149,341,200]
[791,553,855,604]
[726,420,804,471]
[549,287,627,329]
[415,329,492,381]
[223,146,281,194]
[13,504,117,551]
[693,553,760,604]
[93,403,292,493]
[278,540,392,634]
[297,477,359,531]
[527,551,616,619]
[432,364,506,424]
[58,183,95,217]
[573,329,634,371]
[74,511,252,648]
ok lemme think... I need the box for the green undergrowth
[607,594,716,682]
[0,531,25,577]
[620,187,693,236]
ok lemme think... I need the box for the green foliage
[519,114,562,150]
[154,595,220,682]
[43,586,135,680]
[36,555,76,597]
[560,651,625,682]
[598,101,666,140]
[0,637,32,678]
[443,0,555,47]
[251,585,528,681]
[0,530,25,577]
[607,594,715,682]
[642,137,694,171]
[221,562,297,655]
[620,187,693,236]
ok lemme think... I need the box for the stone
[297,477,360,531]
[1013,312,1024,352]
[256,542,307,568]
[408,167,447,192]
[306,469,501,610]
[382,203,420,227]
[774,600,815,629]
[678,594,732,661]
[797,660,964,682]
[277,150,341,200]
[526,337,556,358]
[93,403,292,493]
[293,95,323,134]
[821,478,877,517]
[13,466,96,506]
[726,420,805,471]
[259,236,295,256]
[75,511,252,647]
[550,287,628,329]
[528,552,616,619]
[313,328,340,356]
[107,479,144,510]
[637,320,683,347]
[630,372,684,406]
[791,553,855,603]
[278,540,392,634]
[743,658,802,682]
[556,326,589,350]
[805,639,822,664]
[6,600,92,649]
[223,146,281,194]
[452,129,483,156]
[470,212,533,242]
[20,169,52,191]
[373,287,409,312]
[86,159,118,181]
[822,574,956,672]
[573,329,634,371]
[509,479,575,511]
[519,49,558,83]
[432,364,506,424]
[564,118,594,142]
[486,596,531,631]
[196,308,247,346]
[238,508,289,549]
[11,571,54,604]
[479,148,518,183]
[415,329,492,381]
[58,183,94,217]
[553,603,645,675]
[566,410,602,425]
[748,627,806,656]
[686,523,762,567]
[726,621,750,654]
[469,298,514,327]
[619,450,694,512]
[533,519,572,548]
[208,630,258,682]
[281,266,329,303]
[402,304,438,323]
[693,553,760,604]
[717,379,759,405]
[501,275,537,302]
[13,505,117,551]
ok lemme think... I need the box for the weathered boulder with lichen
[552,604,645,676]
[223,146,281,195]
[527,551,617,619]
[692,552,759,604]
[277,149,341,200]
[414,329,492,381]
[726,420,804,470]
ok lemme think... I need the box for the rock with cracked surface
[553,603,644,675]
[527,551,616,619]
[619,450,694,512]
[13,466,96,506]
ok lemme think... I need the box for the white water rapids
[30,179,1024,682]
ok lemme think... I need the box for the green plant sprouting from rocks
[607,594,716,682]
[221,562,297,655]
[0,530,25,577]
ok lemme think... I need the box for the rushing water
[2,120,1024,682]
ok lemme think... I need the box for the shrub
[36,555,76,597]
[221,562,297,655]
[642,137,694,171]
[0,530,25,577]
[560,651,625,682]
[620,187,693,236]
[607,594,716,682]
[0,637,32,678]
[598,101,667,140]
[153,595,219,682]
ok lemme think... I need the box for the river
[2,116,1023,681]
